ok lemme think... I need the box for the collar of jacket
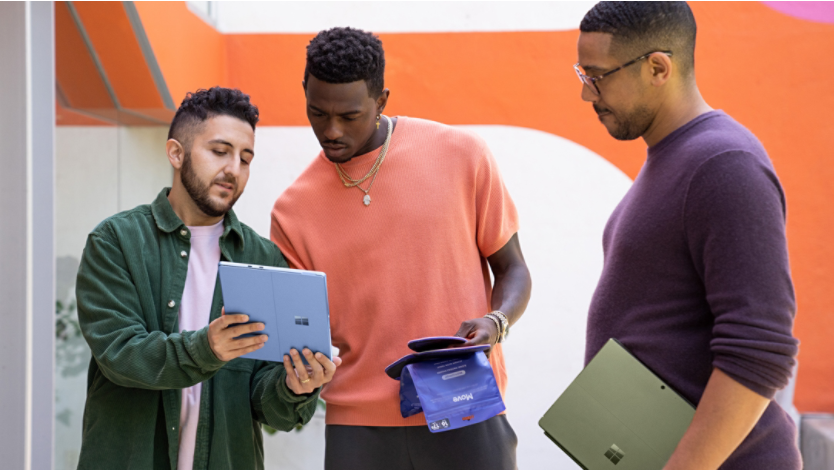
[150,187,245,250]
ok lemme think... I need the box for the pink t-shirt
[177,220,224,470]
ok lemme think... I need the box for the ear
[647,52,673,87]
[301,80,307,91]
[376,88,391,115]
[166,139,186,170]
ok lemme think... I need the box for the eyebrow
[308,104,362,116]
[208,139,254,156]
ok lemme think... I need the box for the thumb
[463,329,490,347]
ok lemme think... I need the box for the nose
[580,83,598,103]
[223,154,242,179]
[323,118,343,142]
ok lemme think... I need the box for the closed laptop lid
[538,339,695,470]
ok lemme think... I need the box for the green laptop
[539,339,696,469]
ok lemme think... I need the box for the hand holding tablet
[207,308,269,361]
[283,347,342,395]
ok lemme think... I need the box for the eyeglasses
[574,51,673,96]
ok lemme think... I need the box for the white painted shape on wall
[237,124,633,470]
[462,125,631,470]
[212,1,596,34]
[234,126,324,237]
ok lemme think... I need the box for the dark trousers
[324,415,518,470]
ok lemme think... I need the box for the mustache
[213,175,237,187]
[593,104,612,115]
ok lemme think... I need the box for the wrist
[482,315,502,345]
[484,310,509,343]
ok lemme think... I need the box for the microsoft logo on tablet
[604,444,625,465]
[294,316,309,326]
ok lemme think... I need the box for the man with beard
[75,87,340,470]
[576,2,800,469]
[270,27,531,470]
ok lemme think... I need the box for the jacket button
[168,300,176,308]
[180,250,187,258]
[180,229,187,236]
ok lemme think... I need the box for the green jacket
[76,188,319,470]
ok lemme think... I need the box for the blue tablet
[218,261,332,363]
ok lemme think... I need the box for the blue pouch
[388,341,505,433]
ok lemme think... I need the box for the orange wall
[141,2,834,411]
[135,2,228,108]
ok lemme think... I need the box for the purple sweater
[586,111,800,469]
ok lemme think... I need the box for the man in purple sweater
[575,2,800,469]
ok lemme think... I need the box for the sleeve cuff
[714,363,780,399]
[189,327,226,372]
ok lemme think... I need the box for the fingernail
[243,315,249,321]
[316,353,322,358]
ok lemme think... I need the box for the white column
[0,2,56,469]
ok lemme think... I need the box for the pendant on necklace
[363,194,371,206]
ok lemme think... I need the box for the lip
[322,145,348,158]
[214,182,234,192]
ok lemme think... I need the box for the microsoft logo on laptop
[294,316,309,326]
[604,444,625,465]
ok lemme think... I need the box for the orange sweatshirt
[271,117,519,426]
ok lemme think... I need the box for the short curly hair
[167,87,259,150]
[304,27,385,97]
[581,2,697,77]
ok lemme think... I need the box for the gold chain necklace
[334,115,393,206]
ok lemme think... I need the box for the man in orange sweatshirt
[270,27,532,470]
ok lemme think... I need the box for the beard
[180,151,240,218]
[595,103,654,141]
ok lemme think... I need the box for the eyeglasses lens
[574,64,599,96]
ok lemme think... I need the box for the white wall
[55,127,172,260]
[211,1,597,34]
[54,126,172,470]
[237,124,632,470]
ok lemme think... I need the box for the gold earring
[376,115,381,129]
